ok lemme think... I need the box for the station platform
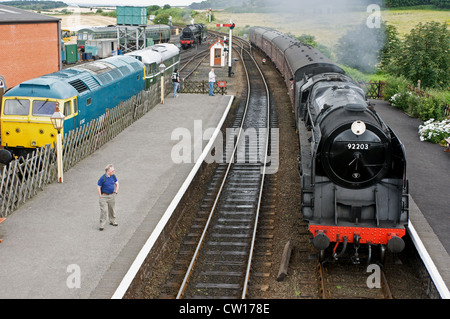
[0,94,233,298]
[373,99,450,295]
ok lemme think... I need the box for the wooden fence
[361,81,385,99]
[0,89,158,218]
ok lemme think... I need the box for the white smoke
[243,0,387,71]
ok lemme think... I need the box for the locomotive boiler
[250,26,409,263]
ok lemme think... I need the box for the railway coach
[250,26,409,263]
[0,44,180,162]
[126,43,180,89]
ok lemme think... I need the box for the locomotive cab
[1,86,79,160]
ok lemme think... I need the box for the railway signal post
[216,22,235,77]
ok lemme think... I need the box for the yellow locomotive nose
[2,121,57,149]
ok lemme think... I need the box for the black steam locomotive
[250,27,409,263]
[180,24,207,49]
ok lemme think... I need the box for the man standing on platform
[172,68,180,98]
[97,164,119,231]
[208,68,216,96]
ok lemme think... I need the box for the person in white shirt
[208,68,216,96]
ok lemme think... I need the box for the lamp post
[50,106,65,183]
[159,60,166,104]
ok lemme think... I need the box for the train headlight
[351,120,366,136]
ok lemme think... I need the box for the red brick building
[0,4,61,90]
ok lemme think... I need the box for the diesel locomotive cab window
[32,100,56,116]
[64,101,72,116]
[4,99,30,115]
[33,100,56,116]
[73,99,78,114]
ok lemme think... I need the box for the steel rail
[175,38,270,299]
[241,40,271,299]
[176,41,252,299]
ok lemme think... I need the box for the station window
[87,98,91,106]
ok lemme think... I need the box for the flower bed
[418,118,450,144]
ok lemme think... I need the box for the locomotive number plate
[347,143,369,150]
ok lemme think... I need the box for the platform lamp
[159,59,166,104]
[50,106,65,183]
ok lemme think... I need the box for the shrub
[383,75,411,102]
[384,75,450,122]
[389,92,412,111]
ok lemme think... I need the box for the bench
[0,218,5,243]
[445,138,450,153]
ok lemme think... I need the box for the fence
[361,81,385,99]
[180,80,227,95]
[0,88,159,218]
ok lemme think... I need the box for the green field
[212,8,449,48]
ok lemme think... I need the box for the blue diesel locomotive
[0,44,179,161]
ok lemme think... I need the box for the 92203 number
[348,143,369,150]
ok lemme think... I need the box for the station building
[0,4,61,90]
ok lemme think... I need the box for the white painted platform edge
[408,221,450,299]
[111,96,234,299]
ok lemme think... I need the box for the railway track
[319,261,393,299]
[179,48,209,79]
[179,32,220,80]
[117,32,434,301]
[157,38,275,299]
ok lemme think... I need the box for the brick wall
[0,22,60,89]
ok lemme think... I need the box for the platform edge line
[111,96,234,299]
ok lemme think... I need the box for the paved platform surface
[372,99,450,292]
[0,94,233,298]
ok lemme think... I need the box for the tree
[431,0,450,8]
[153,12,170,25]
[387,22,449,89]
[380,24,402,71]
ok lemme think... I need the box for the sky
[66,0,194,7]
